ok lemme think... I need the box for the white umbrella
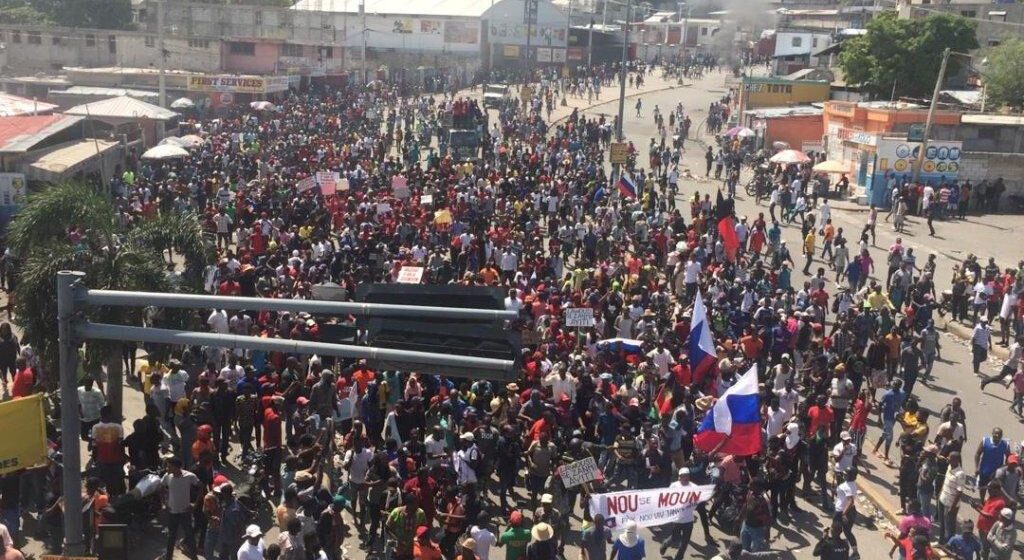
[177,134,205,149]
[813,160,848,174]
[736,128,757,138]
[769,149,811,165]
[169,97,194,109]
[141,144,189,160]
[159,136,186,147]
[250,101,276,111]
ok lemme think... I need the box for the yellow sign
[609,142,629,165]
[0,394,47,475]
[503,45,521,58]
[187,75,290,95]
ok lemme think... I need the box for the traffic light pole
[56,271,518,555]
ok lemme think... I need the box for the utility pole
[57,271,85,556]
[157,0,166,108]
[525,0,537,81]
[360,0,367,84]
[913,47,949,182]
[615,0,632,141]
[679,2,690,63]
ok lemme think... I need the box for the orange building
[821,101,961,205]
[742,106,824,153]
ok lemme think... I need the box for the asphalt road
[23,69,1022,560]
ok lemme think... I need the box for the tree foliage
[983,38,1024,111]
[9,183,211,379]
[838,12,978,99]
[0,0,132,29]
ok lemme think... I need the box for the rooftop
[0,93,58,117]
[291,0,490,18]
[961,114,1024,127]
[65,96,177,121]
[743,106,824,118]
[0,115,84,154]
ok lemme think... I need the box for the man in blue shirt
[945,520,981,560]
[871,379,906,465]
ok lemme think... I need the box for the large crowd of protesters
[0,57,1018,560]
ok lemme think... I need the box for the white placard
[396,266,425,284]
[560,456,600,488]
[420,194,434,205]
[296,176,317,193]
[392,176,410,199]
[565,307,595,328]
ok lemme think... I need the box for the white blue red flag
[687,289,717,382]
[617,173,638,199]
[693,365,763,456]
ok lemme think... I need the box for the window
[988,39,1002,47]
[321,46,334,59]
[52,36,61,45]
[792,36,802,47]
[145,36,155,48]
[254,10,262,25]
[812,37,818,48]
[701,27,708,36]
[108,35,116,53]
[85,33,95,46]
[988,11,1007,22]
[961,10,976,18]
[229,41,255,56]
[188,39,210,49]
[27,32,41,45]
[11,31,20,44]
[281,43,303,57]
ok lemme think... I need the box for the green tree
[984,38,1024,110]
[36,0,133,29]
[8,183,211,418]
[839,12,978,99]
[0,1,53,25]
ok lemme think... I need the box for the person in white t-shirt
[469,520,497,560]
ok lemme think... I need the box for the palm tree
[8,182,212,419]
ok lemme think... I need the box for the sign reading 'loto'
[588,484,715,528]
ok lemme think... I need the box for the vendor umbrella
[177,134,205,149]
[813,159,848,174]
[769,149,811,165]
[250,101,277,111]
[169,97,195,109]
[723,126,754,138]
[141,144,189,160]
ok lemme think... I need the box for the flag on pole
[718,215,739,262]
[687,289,717,383]
[617,173,638,199]
[593,184,606,204]
[693,365,763,456]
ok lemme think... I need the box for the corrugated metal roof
[65,96,177,121]
[56,86,160,100]
[292,0,489,17]
[0,115,84,154]
[0,93,58,117]
[743,106,823,118]
[28,139,120,178]
[961,114,1024,126]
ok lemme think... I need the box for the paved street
[19,69,1020,560]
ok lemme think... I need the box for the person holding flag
[693,365,763,457]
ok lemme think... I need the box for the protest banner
[396,266,424,284]
[564,307,595,328]
[420,194,434,205]
[392,176,410,199]
[559,456,600,488]
[296,176,317,193]
[0,394,47,476]
[317,171,339,196]
[588,484,715,528]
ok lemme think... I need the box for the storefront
[824,123,878,198]
[865,138,963,207]
[185,74,292,109]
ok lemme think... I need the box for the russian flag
[693,365,763,456]
[617,173,638,199]
[688,290,717,383]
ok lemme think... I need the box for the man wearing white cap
[986,508,1016,560]
[832,432,857,475]
[236,525,264,560]
[659,468,699,560]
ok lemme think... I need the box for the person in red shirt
[528,411,555,442]
[848,389,871,456]
[975,481,1007,539]
[10,358,34,398]
[807,394,835,439]
[262,398,283,496]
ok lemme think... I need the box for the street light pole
[913,47,950,182]
[57,271,85,556]
[615,0,632,141]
